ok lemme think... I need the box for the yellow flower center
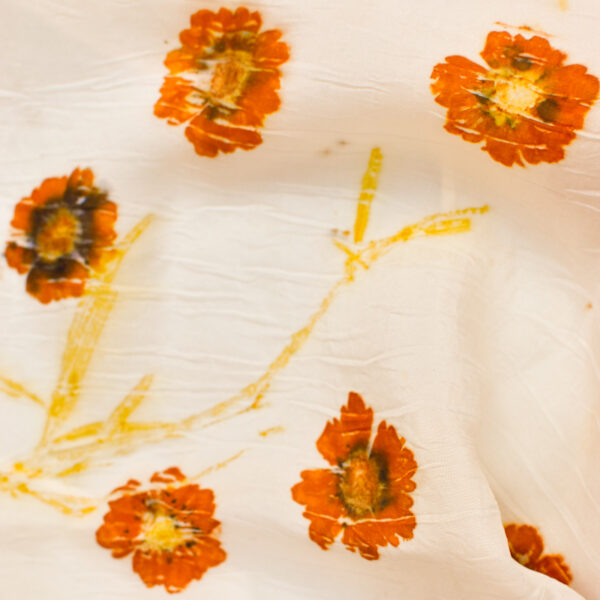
[209,54,252,105]
[493,77,541,115]
[141,514,188,553]
[338,449,388,519]
[35,208,80,262]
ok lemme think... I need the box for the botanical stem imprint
[0,149,488,515]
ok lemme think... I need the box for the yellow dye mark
[105,374,154,438]
[1,153,489,517]
[56,206,489,456]
[0,375,45,407]
[56,462,88,477]
[46,421,179,465]
[37,216,153,448]
[353,147,383,243]
[181,205,488,434]
[8,200,486,507]
[259,426,284,437]
[0,477,96,516]
[559,0,568,10]
[189,450,245,482]
[52,422,104,443]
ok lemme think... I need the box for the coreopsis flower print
[431,30,599,167]
[96,467,226,594]
[4,168,117,304]
[504,523,573,585]
[291,392,418,560]
[154,6,289,157]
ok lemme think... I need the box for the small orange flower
[4,168,117,304]
[96,467,226,594]
[154,6,289,157]
[504,523,572,585]
[431,30,599,166]
[291,392,418,560]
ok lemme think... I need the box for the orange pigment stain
[96,467,226,594]
[494,22,553,37]
[154,7,290,157]
[292,392,417,560]
[4,168,118,303]
[431,30,598,166]
[505,523,573,585]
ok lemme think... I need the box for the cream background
[0,0,599,598]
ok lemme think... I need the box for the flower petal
[341,513,416,560]
[154,76,201,125]
[25,260,88,304]
[10,198,35,232]
[185,113,263,157]
[480,32,566,70]
[536,554,573,585]
[231,71,282,128]
[316,392,373,466]
[292,469,344,519]
[96,493,146,558]
[30,176,68,206]
[5,242,35,274]
[254,30,290,68]
[371,421,417,494]
[150,467,187,484]
[504,524,544,567]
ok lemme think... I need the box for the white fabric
[0,0,599,598]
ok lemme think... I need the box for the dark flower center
[536,97,559,122]
[338,447,389,519]
[34,206,80,262]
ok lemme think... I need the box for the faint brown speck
[331,228,350,237]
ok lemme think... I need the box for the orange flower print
[431,30,599,166]
[291,392,418,560]
[154,7,289,157]
[4,168,117,304]
[505,523,573,585]
[96,467,226,594]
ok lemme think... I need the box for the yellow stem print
[37,216,154,448]
[0,375,45,407]
[0,151,488,515]
[353,147,383,243]
[259,426,285,438]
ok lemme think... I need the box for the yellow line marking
[259,426,285,437]
[353,147,383,243]
[0,375,45,407]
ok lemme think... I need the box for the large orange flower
[431,30,599,166]
[504,523,572,585]
[154,7,289,157]
[96,467,226,594]
[4,168,117,304]
[291,392,418,560]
